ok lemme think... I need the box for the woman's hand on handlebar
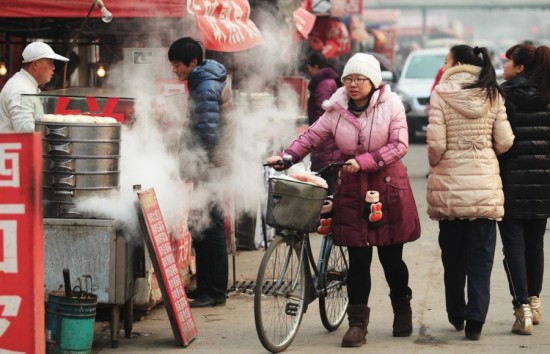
[342,158,361,174]
[265,154,292,170]
[266,155,282,165]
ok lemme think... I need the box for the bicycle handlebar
[315,162,351,174]
[263,157,350,174]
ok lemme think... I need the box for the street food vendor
[0,41,69,132]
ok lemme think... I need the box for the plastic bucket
[46,290,97,354]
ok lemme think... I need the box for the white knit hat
[342,53,382,88]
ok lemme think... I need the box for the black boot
[341,305,370,347]
[389,292,413,337]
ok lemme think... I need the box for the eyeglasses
[342,77,369,85]
[38,59,55,67]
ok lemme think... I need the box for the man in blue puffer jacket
[168,37,229,308]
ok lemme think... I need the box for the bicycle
[254,159,350,353]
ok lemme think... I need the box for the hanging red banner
[308,17,351,59]
[293,7,316,39]
[188,0,264,52]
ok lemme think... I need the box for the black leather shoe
[448,315,465,330]
[189,294,226,308]
[465,320,483,340]
[185,288,202,300]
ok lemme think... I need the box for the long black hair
[450,45,501,103]
[506,44,550,100]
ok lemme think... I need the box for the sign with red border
[136,188,198,346]
[0,133,44,353]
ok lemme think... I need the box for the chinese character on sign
[0,209,24,274]
[0,143,21,187]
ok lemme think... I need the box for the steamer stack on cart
[25,87,189,349]
[37,114,122,218]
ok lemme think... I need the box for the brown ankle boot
[341,305,370,347]
[390,293,413,337]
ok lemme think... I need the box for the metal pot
[43,171,119,189]
[43,156,120,174]
[43,187,118,201]
[43,140,121,157]
[36,121,121,140]
[37,120,122,218]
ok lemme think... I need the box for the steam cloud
[76,9,305,243]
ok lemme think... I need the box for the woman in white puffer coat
[426,45,514,341]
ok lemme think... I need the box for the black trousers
[438,219,496,322]
[192,204,228,299]
[498,218,546,307]
[347,244,411,305]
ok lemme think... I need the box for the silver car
[396,47,448,142]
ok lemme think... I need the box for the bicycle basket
[266,176,328,232]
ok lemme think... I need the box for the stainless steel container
[36,121,122,218]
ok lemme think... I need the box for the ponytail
[451,45,501,103]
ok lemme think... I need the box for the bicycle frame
[275,230,335,310]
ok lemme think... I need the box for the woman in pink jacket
[268,53,421,348]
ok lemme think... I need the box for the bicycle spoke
[319,240,349,331]
[254,236,307,353]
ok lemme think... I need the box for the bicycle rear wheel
[319,237,349,331]
[254,234,307,353]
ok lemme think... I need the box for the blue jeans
[498,218,546,307]
[438,219,496,322]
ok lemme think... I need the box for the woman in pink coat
[268,53,421,348]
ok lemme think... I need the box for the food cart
[23,87,191,348]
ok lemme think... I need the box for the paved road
[93,144,549,353]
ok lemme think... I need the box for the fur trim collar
[441,64,481,82]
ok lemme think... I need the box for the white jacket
[426,64,514,221]
[0,70,43,132]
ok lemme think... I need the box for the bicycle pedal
[326,270,344,281]
[285,302,299,316]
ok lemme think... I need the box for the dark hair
[168,37,203,66]
[450,44,501,103]
[506,44,550,99]
[306,52,328,68]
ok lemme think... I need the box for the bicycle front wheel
[254,235,307,353]
[319,238,349,331]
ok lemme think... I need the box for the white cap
[342,53,382,89]
[22,42,69,63]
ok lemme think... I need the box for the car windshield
[405,54,446,79]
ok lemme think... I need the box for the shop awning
[1,0,186,18]
[1,1,264,53]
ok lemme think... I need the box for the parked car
[395,47,448,142]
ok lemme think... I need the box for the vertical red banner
[137,188,198,346]
[0,133,44,353]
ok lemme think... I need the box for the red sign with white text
[0,133,44,353]
[137,188,198,346]
[189,0,264,52]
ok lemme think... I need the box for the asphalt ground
[92,144,550,353]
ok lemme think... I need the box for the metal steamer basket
[36,121,122,218]
[266,177,328,233]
